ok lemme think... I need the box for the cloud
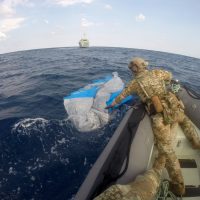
[135,13,146,22]
[0,4,15,16]
[0,17,25,40]
[105,4,112,10]
[0,0,29,41]
[0,17,25,33]
[3,0,32,7]
[81,17,94,27]
[0,31,7,40]
[53,0,94,7]
[0,0,32,17]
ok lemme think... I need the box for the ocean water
[0,47,200,200]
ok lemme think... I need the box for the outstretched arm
[109,80,137,107]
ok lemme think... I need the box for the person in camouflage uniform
[94,154,166,200]
[108,57,200,195]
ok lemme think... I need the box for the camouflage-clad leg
[151,113,185,195]
[125,155,165,200]
[151,113,173,154]
[163,92,200,149]
[93,155,166,200]
[93,184,140,200]
[179,115,200,149]
[165,153,185,195]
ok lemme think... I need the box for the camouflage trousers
[151,109,200,195]
[94,155,166,200]
[161,92,200,149]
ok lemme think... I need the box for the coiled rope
[155,180,182,200]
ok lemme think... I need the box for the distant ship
[79,35,89,48]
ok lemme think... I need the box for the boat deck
[151,122,200,199]
[117,114,200,199]
[169,123,200,199]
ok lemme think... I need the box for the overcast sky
[0,0,200,58]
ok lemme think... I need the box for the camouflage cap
[128,57,148,70]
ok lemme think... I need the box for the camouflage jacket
[115,69,172,104]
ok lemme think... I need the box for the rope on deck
[155,180,182,200]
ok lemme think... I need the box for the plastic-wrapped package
[63,72,125,132]
[92,72,124,113]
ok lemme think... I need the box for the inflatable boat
[75,85,200,200]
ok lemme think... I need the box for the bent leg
[179,115,200,149]
[165,152,185,195]
[93,155,166,200]
[125,154,166,200]
[152,114,185,195]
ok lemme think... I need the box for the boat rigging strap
[155,180,182,200]
[111,104,146,181]
[183,85,200,100]
[102,104,145,184]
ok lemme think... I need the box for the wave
[12,118,49,136]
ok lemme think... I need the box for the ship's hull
[79,39,89,48]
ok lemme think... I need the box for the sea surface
[0,47,200,200]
